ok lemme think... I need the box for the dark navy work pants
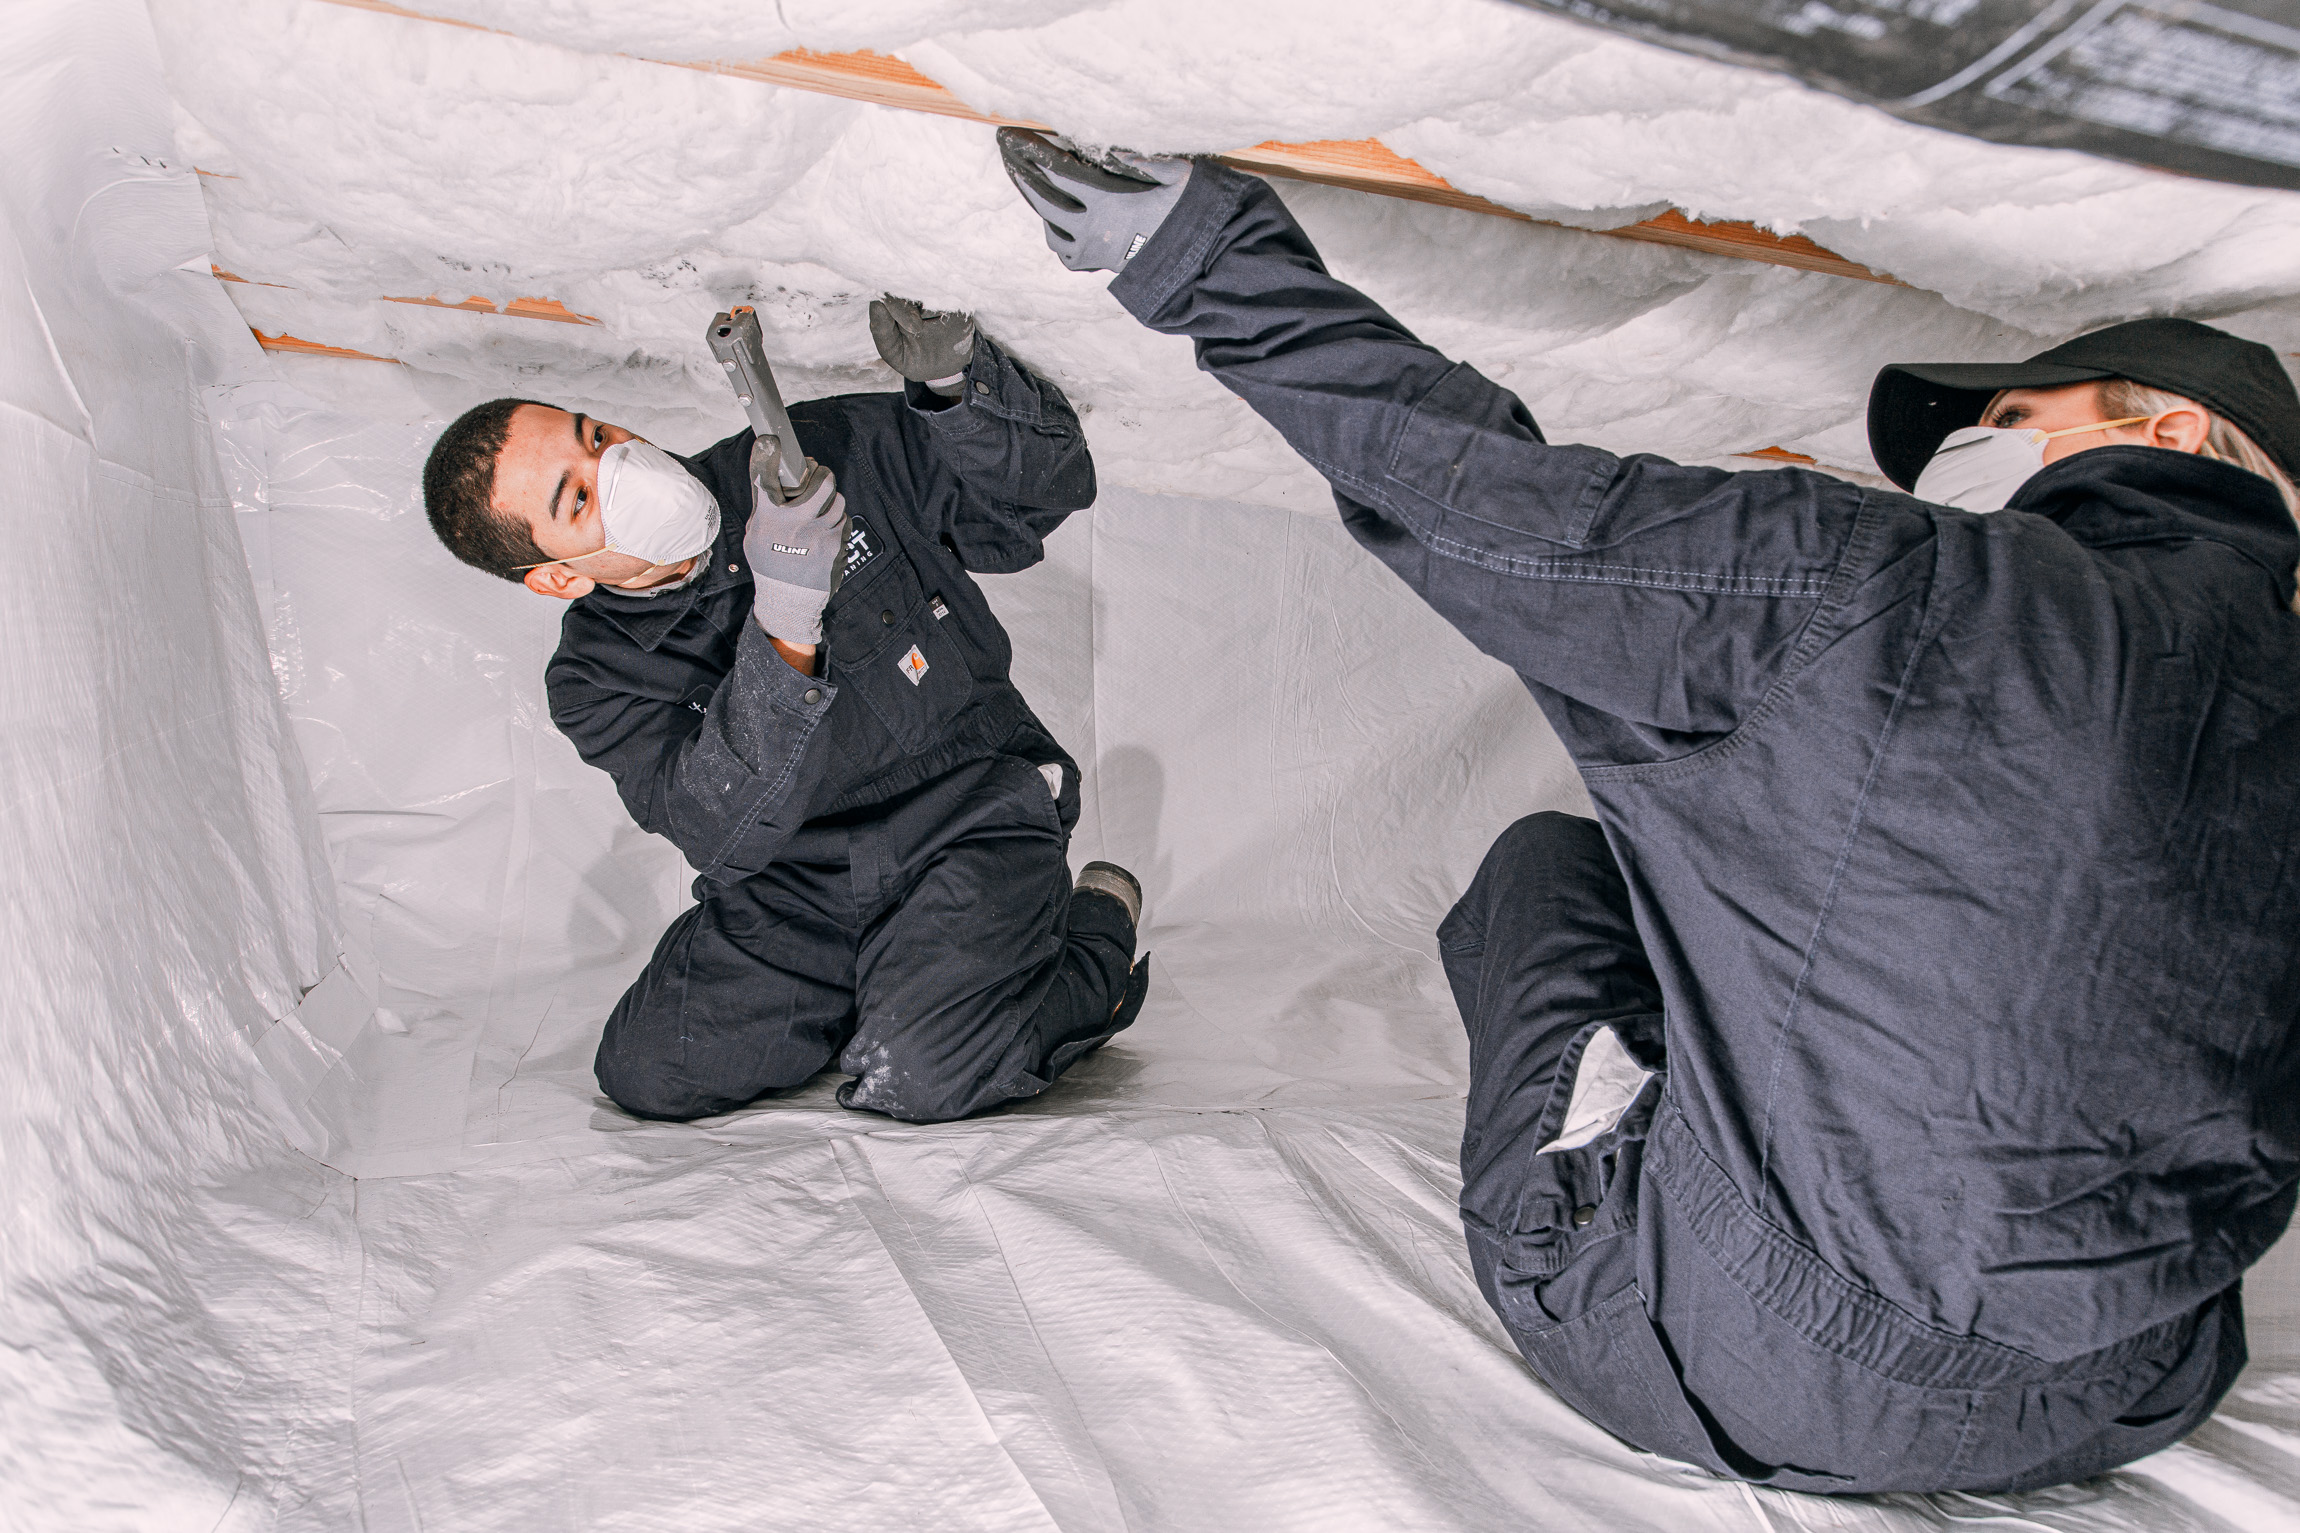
[596,752,1142,1125]
[1444,812,2247,1494]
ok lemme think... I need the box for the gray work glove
[741,439,847,646]
[869,296,975,396]
[997,128,1193,274]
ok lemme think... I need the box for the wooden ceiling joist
[383,293,597,324]
[305,0,1892,285]
[216,265,597,324]
[253,330,399,361]
[1221,141,1887,283]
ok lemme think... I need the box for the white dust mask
[595,439,721,566]
[1912,416,2155,513]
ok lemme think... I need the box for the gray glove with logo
[741,438,847,646]
[869,296,976,397]
[997,128,1193,274]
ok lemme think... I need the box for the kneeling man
[422,299,1148,1123]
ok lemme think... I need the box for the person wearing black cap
[1870,315,2299,533]
[1000,134,2300,1495]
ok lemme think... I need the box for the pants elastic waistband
[1646,1105,2201,1392]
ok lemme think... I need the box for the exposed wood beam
[701,47,1033,124]
[1619,213,1884,284]
[212,265,289,289]
[303,0,1892,284]
[382,293,597,324]
[314,0,490,30]
[216,265,598,323]
[1222,141,1890,284]
[253,329,399,362]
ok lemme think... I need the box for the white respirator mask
[1912,415,2155,513]
[595,439,722,566]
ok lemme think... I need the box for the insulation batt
[153,0,2300,499]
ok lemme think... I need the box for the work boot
[1074,860,1142,929]
[1074,863,1148,1031]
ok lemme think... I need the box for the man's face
[491,405,671,596]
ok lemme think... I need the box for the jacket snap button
[881,610,895,624]
[802,688,822,705]
[1572,1205,1597,1228]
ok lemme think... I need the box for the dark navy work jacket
[546,334,1092,887]
[1113,164,2300,1361]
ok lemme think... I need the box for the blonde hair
[2093,378,2300,520]
[2096,380,2300,613]
[1986,379,2300,610]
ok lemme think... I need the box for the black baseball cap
[1866,317,2300,490]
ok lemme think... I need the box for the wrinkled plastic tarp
[0,5,352,1529]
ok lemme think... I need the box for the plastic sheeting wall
[0,4,354,1528]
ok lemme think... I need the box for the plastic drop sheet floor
[225,389,2300,1532]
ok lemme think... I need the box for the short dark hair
[423,397,554,582]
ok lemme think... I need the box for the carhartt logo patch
[842,517,879,580]
[897,645,929,685]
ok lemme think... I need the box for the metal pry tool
[707,306,809,505]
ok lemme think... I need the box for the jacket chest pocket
[825,546,976,753]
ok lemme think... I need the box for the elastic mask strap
[2037,414,2155,443]
[507,547,662,576]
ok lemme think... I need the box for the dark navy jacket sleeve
[548,610,837,883]
[898,331,1096,575]
[1109,163,1889,750]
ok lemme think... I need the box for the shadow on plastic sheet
[1085,741,1172,912]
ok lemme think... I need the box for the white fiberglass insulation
[4,0,2299,1528]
